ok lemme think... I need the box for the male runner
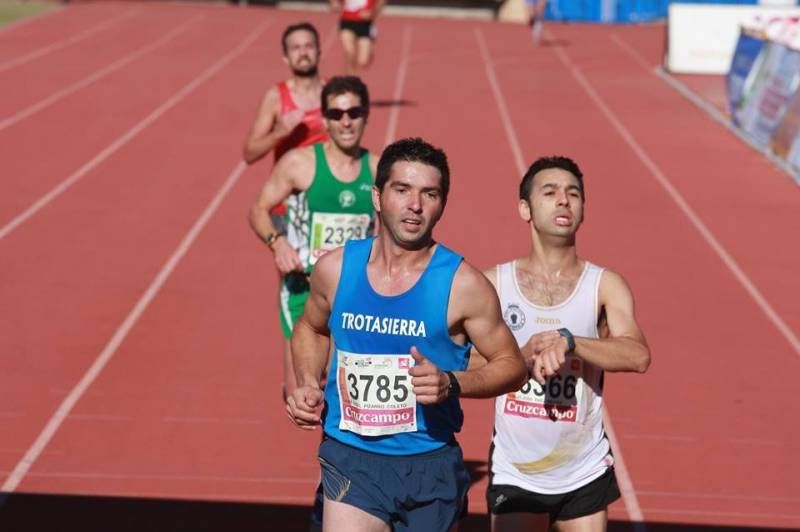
[476,156,651,531]
[244,22,327,166]
[329,0,384,75]
[244,22,328,239]
[287,137,528,532]
[249,76,377,402]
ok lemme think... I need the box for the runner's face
[374,161,444,248]
[324,93,367,151]
[521,168,584,237]
[283,30,319,76]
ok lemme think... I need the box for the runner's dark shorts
[339,19,375,39]
[486,467,620,521]
[319,436,470,531]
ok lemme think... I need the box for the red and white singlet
[341,0,378,21]
[274,80,327,162]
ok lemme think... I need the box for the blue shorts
[318,437,470,531]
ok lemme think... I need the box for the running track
[1,3,798,530]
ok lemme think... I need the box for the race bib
[309,212,371,265]
[336,351,417,437]
[503,356,584,423]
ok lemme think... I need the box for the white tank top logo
[503,303,526,331]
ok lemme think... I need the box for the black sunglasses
[323,106,366,120]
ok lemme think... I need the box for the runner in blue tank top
[287,137,528,532]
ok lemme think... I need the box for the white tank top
[490,260,614,494]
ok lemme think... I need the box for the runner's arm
[243,87,291,165]
[286,250,341,428]
[248,149,311,273]
[570,270,650,372]
[451,264,527,398]
[291,250,341,389]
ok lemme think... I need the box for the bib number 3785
[336,351,417,437]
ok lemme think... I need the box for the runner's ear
[372,185,382,213]
[518,199,531,222]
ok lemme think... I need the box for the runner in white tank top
[492,259,611,493]
[471,156,651,532]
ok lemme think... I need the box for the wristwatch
[557,328,576,352]
[263,232,281,248]
[445,371,461,398]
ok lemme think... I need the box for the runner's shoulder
[311,246,345,288]
[453,260,497,303]
[274,145,317,187]
[597,267,634,304]
[481,264,500,290]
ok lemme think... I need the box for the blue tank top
[323,237,472,455]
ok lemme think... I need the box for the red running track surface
[1,3,798,531]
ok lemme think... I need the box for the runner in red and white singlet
[244,23,328,230]
[330,0,384,75]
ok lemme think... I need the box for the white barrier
[667,3,800,74]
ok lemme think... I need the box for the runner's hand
[286,385,323,430]
[524,331,567,385]
[271,238,304,274]
[409,346,448,405]
[275,109,304,138]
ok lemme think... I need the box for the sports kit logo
[503,304,526,331]
[339,190,356,208]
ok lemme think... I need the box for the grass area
[0,0,58,28]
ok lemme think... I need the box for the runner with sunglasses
[249,76,378,407]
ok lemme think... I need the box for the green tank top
[285,143,374,271]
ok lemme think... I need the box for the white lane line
[551,41,800,358]
[0,7,139,73]
[0,4,64,35]
[384,25,413,148]
[0,15,201,132]
[474,27,526,175]
[609,33,654,71]
[478,27,646,530]
[0,20,270,243]
[0,158,250,494]
[604,409,646,529]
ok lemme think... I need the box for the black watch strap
[445,371,461,398]
[557,328,576,352]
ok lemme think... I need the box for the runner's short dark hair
[376,138,450,206]
[321,76,370,117]
[281,22,320,54]
[519,156,585,201]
